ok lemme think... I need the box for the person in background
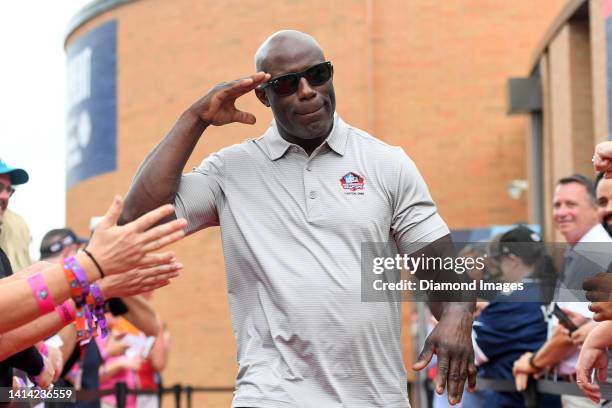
[513,174,612,408]
[572,172,612,406]
[0,209,32,271]
[39,228,88,262]
[97,315,142,408]
[97,293,168,408]
[36,222,181,408]
[136,292,170,408]
[0,159,56,397]
[467,226,561,408]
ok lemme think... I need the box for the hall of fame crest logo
[340,172,365,193]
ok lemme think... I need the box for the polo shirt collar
[326,114,349,156]
[262,113,348,161]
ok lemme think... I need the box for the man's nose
[0,188,11,200]
[297,77,316,99]
[554,205,568,218]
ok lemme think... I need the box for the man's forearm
[532,330,576,368]
[0,310,68,361]
[428,302,475,325]
[57,324,77,365]
[410,235,475,320]
[121,296,161,336]
[122,108,208,223]
[582,321,612,349]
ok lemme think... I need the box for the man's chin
[557,224,572,234]
[304,116,333,137]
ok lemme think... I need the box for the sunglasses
[0,182,15,197]
[261,61,333,96]
[42,235,77,256]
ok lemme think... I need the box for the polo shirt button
[309,191,317,199]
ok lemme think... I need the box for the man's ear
[255,88,270,107]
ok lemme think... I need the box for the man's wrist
[528,352,542,371]
[183,107,210,131]
[442,301,476,315]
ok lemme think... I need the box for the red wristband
[56,300,76,325]
[27,273,54,315]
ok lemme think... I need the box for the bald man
[122,31,475,407]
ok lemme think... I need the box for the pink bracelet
[27,273,55,315]
[56,300,76,325]
[37,342,48,357]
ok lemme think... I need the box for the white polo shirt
[175,114,449,408]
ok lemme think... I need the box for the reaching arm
[0,198,185,335]
[581,320,612,349]
[0,300,76,360]
[575,321,612,402]
[530,325,576,369]
[120,296,161,337]
[57,324,77,365]
[149,323,170,372]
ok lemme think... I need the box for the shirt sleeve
[390,148,449,254]
[174,152,225,235]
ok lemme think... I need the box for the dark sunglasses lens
[273,75,299,95]
[305,63,331,86]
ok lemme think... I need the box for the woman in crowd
[466,225,561,408]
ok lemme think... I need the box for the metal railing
[78,377,612,408]
[74,383,234,408]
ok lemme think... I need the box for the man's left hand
[413,306,476,406]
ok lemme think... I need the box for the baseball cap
[39,228,88,259]
[0,159,29,185]
[488,225,542,259]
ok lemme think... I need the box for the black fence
[76,377,612,408]
[74,383,234,408]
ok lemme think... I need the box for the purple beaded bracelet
[64,256,90,305]
[90,283,108,337]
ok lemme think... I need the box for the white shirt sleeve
[390,148,449,255]
[175,152,225,235]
